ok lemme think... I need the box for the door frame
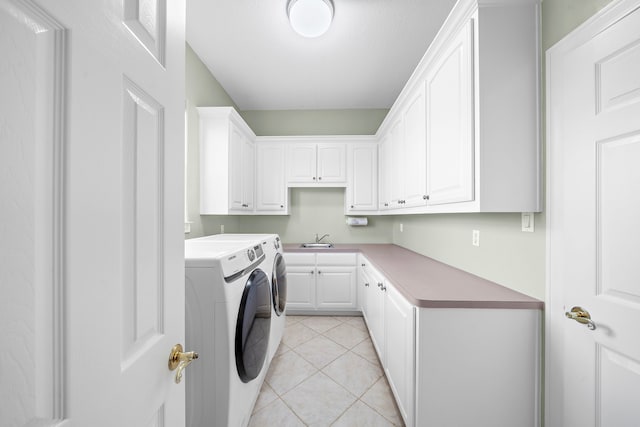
[545,1,640,425]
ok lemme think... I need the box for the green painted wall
[241,110,388,136]
[542,0,615,50]
[239,188,394,244]
[392,213,546,300]
[185,43,242,238]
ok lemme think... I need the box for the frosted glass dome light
[287,0,334,38]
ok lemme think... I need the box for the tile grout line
[254,315,404,426]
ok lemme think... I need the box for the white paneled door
[547,2,640,426]
[0,0,186,425]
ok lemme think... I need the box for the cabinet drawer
[317,252,357,266]
[284,253,316,266]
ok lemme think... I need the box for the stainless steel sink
[300,243,334,249]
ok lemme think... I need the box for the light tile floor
[249,315,404,427]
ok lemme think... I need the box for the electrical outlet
[400,223,404,232]
[220,224,225,234]
[472,229,480,247]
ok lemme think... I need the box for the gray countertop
[283,243,543,310]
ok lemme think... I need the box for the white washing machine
[185,237,272,427]
[198,234,287,364]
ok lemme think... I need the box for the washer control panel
[252,244,264,260]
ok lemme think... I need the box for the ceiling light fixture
[287,0,334,38]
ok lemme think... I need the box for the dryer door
[272,253,287,316]
[235,269,271,383]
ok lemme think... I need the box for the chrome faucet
[315,233,330,243]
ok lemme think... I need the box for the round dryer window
[235,269,272,383]
[272,253,287,316]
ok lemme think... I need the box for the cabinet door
[229,125,244,210]
[389,119,405,208]
[378,134,391,210]
[346,143,378,212]
[256,143,287,212]
[317,143,346,183]
[425,19,474,205]
[403,86,428,207]
[241,137,254,210]
[366,270,386,363]
[316,266,357,310]
[287,144,317,184]
[286,266,316,310]
[384,283,415,426]
[358,257,372,317]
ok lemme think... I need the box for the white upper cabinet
[389,119,404,207]
[402,87,428,208]
[317,143,347,183]
[198,107,255,214]
[377,0,541,213]
[425,19,474,206]
[255,142,288,214]
[286,140,346,186]
[241,136,255,210]
[287,143,317,184]
[378,134,392,210]
[382,88,428,211]
[346,141,378,213]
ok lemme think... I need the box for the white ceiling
[186,0,458,111]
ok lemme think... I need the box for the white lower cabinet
[284,253,357,313]
[286,265,317,310]
[360,256,413,425]
[316,266,357,310]
[384,283,415,427]
[358,254,540,427]
[364,263,386,363]
[290,252,540,427]
[415,308,540,426]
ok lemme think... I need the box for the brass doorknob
[565,306,596,330]
[168,344,199,384]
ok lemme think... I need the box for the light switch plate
[521,213,534,232]
[472,230,480,246]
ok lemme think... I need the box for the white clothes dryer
[263,235,287,363]
[185,237,272,427]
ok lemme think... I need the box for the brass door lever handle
[168,344,199,384]
[565,306,596,330]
